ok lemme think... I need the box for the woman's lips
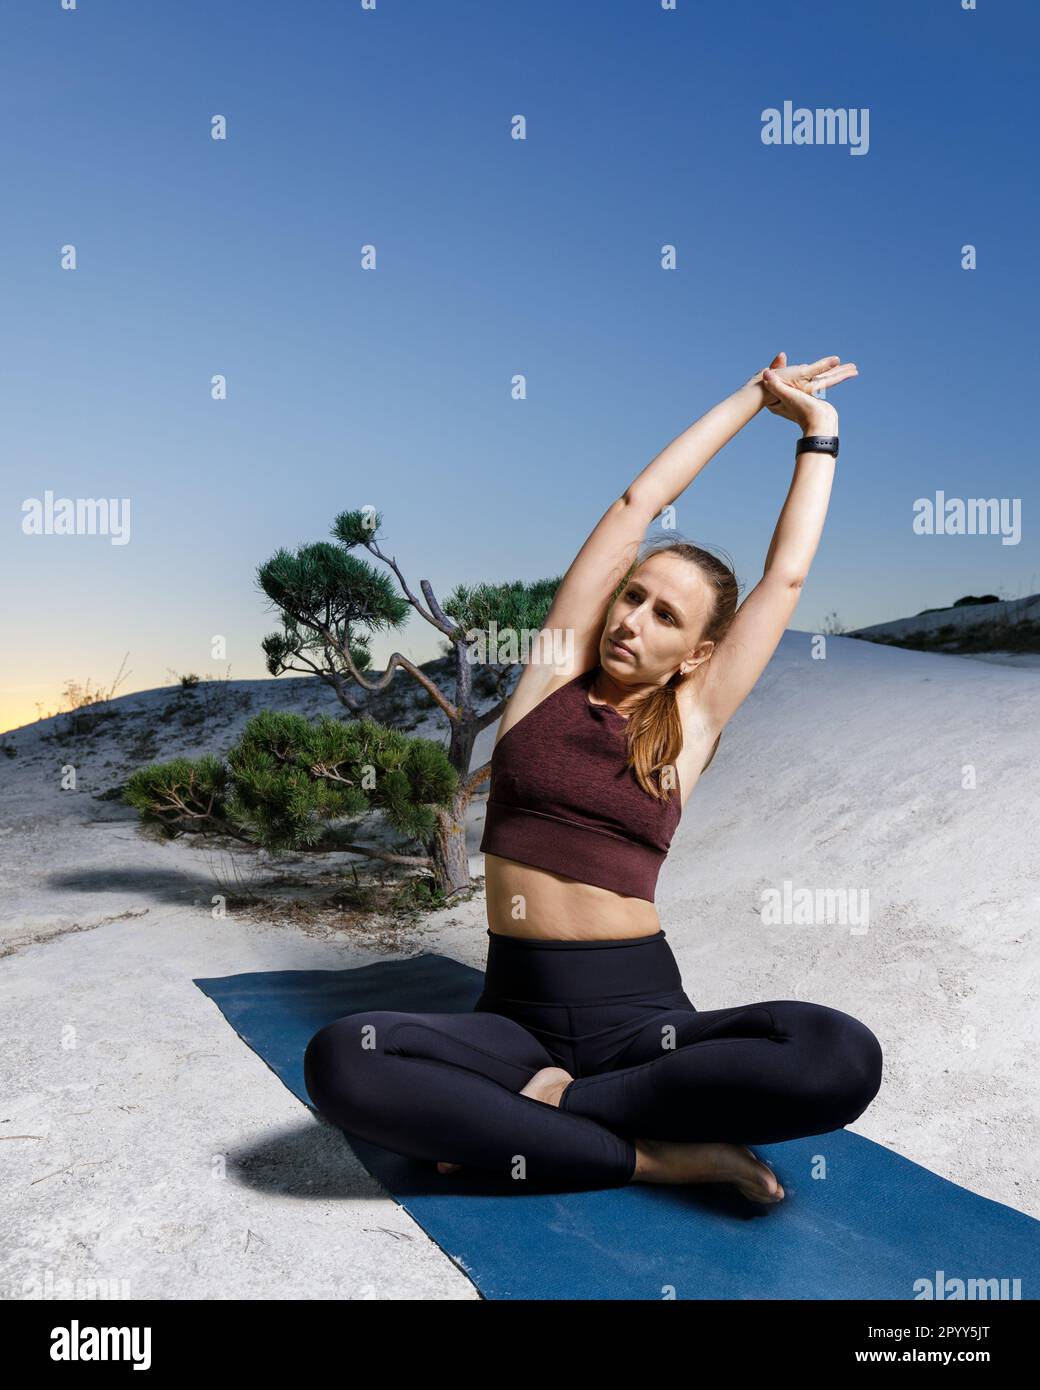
[609,638,633,656]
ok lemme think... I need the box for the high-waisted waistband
[481,927,683,1005]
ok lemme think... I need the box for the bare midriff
[483,852,664,941]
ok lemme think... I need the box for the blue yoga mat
[194,954,1040,1300]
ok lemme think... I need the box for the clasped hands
[745,352,858,435]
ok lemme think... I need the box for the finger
[811,365,859,390]
[762,369,798,394]
[807,356,841,373]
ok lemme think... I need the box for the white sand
[1,636,1037,1299]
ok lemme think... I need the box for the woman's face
[602,553,713,679]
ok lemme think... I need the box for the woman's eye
[627,589,672,622]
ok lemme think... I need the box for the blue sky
[2,0,1037,733]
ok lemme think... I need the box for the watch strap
[796,435,839,459]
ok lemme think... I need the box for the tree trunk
[429,791,475,899]
[423,642,488,898]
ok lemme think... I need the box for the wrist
[802,409,839,436]
[741,376,770,409]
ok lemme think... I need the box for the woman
[304,353,883,1203]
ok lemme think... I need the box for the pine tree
[125,508,562,901]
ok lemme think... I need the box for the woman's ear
[684,640,715,673]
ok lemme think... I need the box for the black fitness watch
[795,435,839,459]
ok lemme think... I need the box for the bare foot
[435,1066,575,1176]
[632,1138,786,1204]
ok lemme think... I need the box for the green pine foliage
[123,754,230,840]
[124,710,457,854]
[440,576,563,638]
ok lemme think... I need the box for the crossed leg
[303,998,883,1192]
[303,1008,638,1189]
[559,998,884,1146]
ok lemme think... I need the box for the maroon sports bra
[478,666,683,901]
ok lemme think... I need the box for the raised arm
[623,368,778,515]
[539,361,786,673]
[694,359,858,736]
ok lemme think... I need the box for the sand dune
[1,635,1036,1297]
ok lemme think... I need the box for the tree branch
[278,839,431,867]
[459,761,491,800]
[307,632,460,722]
[363,538,452,635]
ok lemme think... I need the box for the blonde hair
[611,537,740,801]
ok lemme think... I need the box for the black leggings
[303,928,884,1191]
